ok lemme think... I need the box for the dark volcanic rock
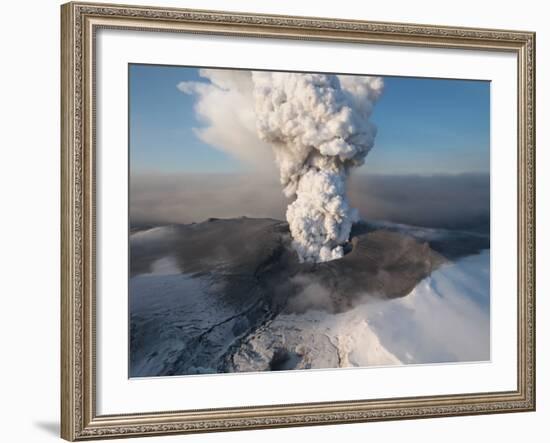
[302,229,447,312]
[130,217,446,310]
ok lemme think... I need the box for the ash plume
[179,69,383,263]
[252,72,383,262]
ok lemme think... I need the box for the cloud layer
[130,172,489,232]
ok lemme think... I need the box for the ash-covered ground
[129,217,490,377]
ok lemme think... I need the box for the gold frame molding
[61,1,536,440]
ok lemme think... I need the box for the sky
[129,64,490,175]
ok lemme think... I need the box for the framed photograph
[61,1,536,440]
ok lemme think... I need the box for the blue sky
[129,64,490,175]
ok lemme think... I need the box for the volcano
[129,217,490,377]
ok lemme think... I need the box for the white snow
[231,250,490,371]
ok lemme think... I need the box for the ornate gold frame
[60,1,536,440]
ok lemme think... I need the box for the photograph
[57,2,536,439]
[128,65,491,378]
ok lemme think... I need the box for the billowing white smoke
[252,72,383,262]
[177,70,273,167]
[179,69,383,263]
